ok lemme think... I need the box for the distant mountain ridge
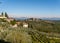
[14,17,28,20]
[41,17,60,20]
[14,17,60,20]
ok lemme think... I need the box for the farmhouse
[23,22,28,28]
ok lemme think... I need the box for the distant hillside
[41,17,60,20]
[14,17,60,21]
[14,17,28,20]
[24,19,60,33]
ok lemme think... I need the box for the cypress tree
[5,12,9,18]
[1,12,3,16]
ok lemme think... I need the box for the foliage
[0,26,49,43]
[10,20,16,25]
[0,20,60,43]
[27,20,60,33]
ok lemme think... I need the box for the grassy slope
[0,19,60,43]
[26,20,60,33]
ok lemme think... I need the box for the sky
[0,0,60,18]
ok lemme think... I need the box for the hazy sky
[0,0,60,18]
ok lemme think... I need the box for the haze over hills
[14,17,60,20]
[14,17,28,20]
[41,17,60,20]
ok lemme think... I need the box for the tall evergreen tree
[1,12,3,16]
[5,12,9,18]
